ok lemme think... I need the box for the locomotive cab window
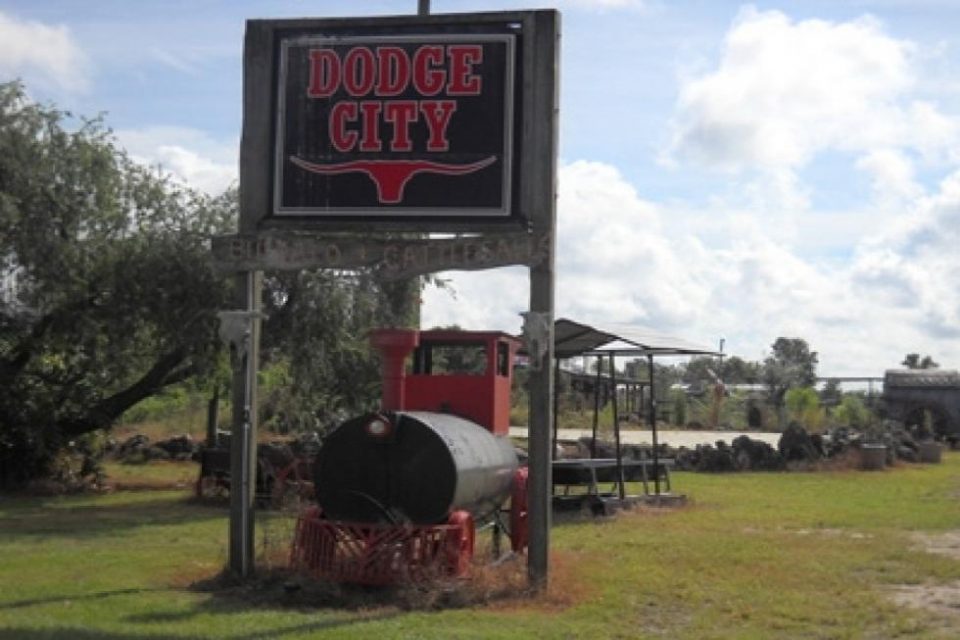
[497,342,509,377]
[413,342,488,375]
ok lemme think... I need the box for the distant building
[882,369,960,438]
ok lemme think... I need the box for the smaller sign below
[212,232,550,280]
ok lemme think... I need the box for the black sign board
[277,32,515,217]
[241,13,537,230]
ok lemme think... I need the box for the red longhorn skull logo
[290,155,497,204]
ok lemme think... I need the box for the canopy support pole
[609,352,625,500]
[552,357,560,459]
[591,355,601,458]
[647,354,661,496]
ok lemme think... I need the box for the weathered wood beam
[211,231,550,280]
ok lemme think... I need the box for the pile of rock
[673,420,945,473]
[674,435,783,472]
[108,433,200,463]
[822,422,929,466]
[545,421,947,475]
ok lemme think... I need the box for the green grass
[113,406,211,443]
[100,460,199,491]
[2,455,960,638]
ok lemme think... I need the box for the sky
[3,0,960,377]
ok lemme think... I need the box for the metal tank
[315,410,518,525]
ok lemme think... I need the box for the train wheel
[445,510,475,577]
[509,466,529,552]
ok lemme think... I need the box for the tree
[258,269,420,431]
[902,353,939,369]
[681,356,722,385]
[720,355,762,384]
[762,338,818,428]
[784,386,822,432]
[0,82,234,486]
[819,378,842,406]
[833,394,871,429]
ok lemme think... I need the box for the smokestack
[369,329,420,411]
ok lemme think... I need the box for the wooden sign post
[220,9,559,588]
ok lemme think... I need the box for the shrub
[670,388,687,427]
[785,387,823,432]
[832,394,871,429]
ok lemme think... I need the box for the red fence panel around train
[290,507,475,586]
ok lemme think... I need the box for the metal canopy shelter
[550,318,720,497]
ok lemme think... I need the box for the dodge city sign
[271,21,519,222]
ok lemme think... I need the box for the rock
[731,435,783,471]
[577,437,618,458]
[687,443,736,472]
[117,434,150,457]
[674,446,693,471]
[778,422,821,462]
[155,434,196,457]
[144,446,170,461]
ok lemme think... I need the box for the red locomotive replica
[290,328,529,585]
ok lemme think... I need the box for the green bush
[670,388,688,426]
[832,394,872,428]
[785,386,822,432]
[119,385,199,425]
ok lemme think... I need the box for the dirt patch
[740,526,873,541]
[886,530,960,628]
[910,531,960,561]
[792,527,873,540]
[188,551,575,613]
[486,549,598,613]
[184,552,595,617]
[887,581,960,620]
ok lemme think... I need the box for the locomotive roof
[419,328,521,345]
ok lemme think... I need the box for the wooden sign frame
[239,11,554,234]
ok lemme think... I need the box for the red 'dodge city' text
[274,33,516,217]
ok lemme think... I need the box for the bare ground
[885,531,960,630]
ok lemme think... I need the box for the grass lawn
[1,454,959,638]
[100,460,200,491]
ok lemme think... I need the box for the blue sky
[4,0,960,377]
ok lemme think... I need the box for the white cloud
[0,10,89,93]
[422,7,960,379]
[423,156,960,376]
[114,126,238,195]
[556,160,710,328]
[421,266,529,333]
[856,148,924,206]
[666,7,958,171]
[852,167,960,339]
[149,47,201,76]
[426,161,713,334]
[422,5,960,380]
